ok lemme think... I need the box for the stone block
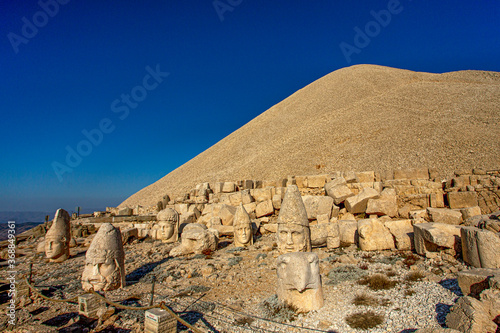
[461,226,500,268]
[366,188,397,217]
[457,268,500,297]
[302,195,334,220]
[357,219,395,251]
[240,189,254,205]
[394,168,429,180]
[251,187,273,202]
[460,206,482,220]
[272,194,282,210]
[222,182,236,193]
[413,223,462,256]
[295,176,307,188]
[430,193,445,208]
[307,174,328,188]
[324,182,354,205]
[345,188,380,214]
[355,171,374,183]
[144,308,177,333]
[427,208,463,225]
[338,220,358,245]
[384,219,414,250]
[219,204,237,226]
[117,208,133,216]
[445,296,497,333]
[448,192,478,209]
[256,200,274,218]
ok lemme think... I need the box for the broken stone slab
[413,223,462,256]
[460,206,482,221]
[306,174,328,188]
[457,268,500,297]
[251,187,273,202]
[445,296,497,333]
[324,181,354,205]
[355,171,374,183]
[384,219,414,250]
[272,194,282,210]
[461,226,500,268]
[345,187,380,214]
[222,182,236,193]
[338,220,358,245]
[427,208,463,225]
[448,191,479,209]
[357,219,395,251]
[430,193,445,208]
[302,195,334,220]
[256,200,274,218]
[366,188,398,217]
[394,168,429,180]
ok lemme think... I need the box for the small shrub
[405,271,425,282]
[386,269,397,277]
[358,274,397,291]
[352,294,378,306]
[345,311,384,329]
[405,289,415,297]
[259,295,297,322]
[326,265,367,285]
[403,253,420,268]
[358,264,369,270]
[234,316,254,326]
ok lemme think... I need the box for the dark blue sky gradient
[1,0,499,212]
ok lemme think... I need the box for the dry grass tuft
[405,271,425,282]
[358,274,397,291]
[352,294,379,306]
[345,311,384,329]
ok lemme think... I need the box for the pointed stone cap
[233,204,251,227]
[277,185,309,226]
[86,223,124,264]
[45,208,71,240]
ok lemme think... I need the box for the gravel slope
[120,64,500,207]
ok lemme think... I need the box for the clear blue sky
[1,0,499,212]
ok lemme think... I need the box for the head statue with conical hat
[156,208,179,243]
[45,208,71,262]
[81,223,125,292]
[233,204,253,247]
[276,185,311,254]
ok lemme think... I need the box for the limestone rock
[357,219,395,251]
[338,220,358,245]
[458,268,500,297]
[326,223,340,250]
[461,226,500,268]
[307,174,328,188]
[430,193,445,208]
[345,188,380,214]
[366,188,398,217]
[324,181,354,205]
[384,219,414,250]
[355,171,374,183]
[302,195,334,220]
[427,208,463,225]
[445,296,497,333]
[222,182,236,193]
[252,187,273,202]
[448,191,479,209]
[310,224,328,248]
[45,209,71,263]
[120,227,138,245]
[460,206,482,221]
[277,252,323,312]
[413,223,462,256]
[394,168,429,180]
[170,223,218,257]
[256,200,274,218]
[413,329,460,333]
[276,185,311,254]
[82,223,126,292]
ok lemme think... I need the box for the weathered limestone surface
[461,226,500,268]
[170,223,218,257]
[427,208,463,225]
[345,188,380,214]
[355,171,374,183]
[276,185,311,254]
[457,268,500,297]
[394,168,429,180]
[357,219,395,251]
[448,191,479,209]
[45,209,71,263]
[324,180,354,205]
[413,223,461,256]
[302,195,334,220]
[445,296,497,333]
[256,200,274,218]
[277,252,323,313]
[155,208,179,243]
[384,219,414,250]
[326,222,340,250]
[366,188,398,217]
[338,220,358,245]
[306,174,328,188]
[82,223,126,292]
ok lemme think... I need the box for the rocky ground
[0,233,469,333]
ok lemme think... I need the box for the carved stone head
[277,185,311,254]
[81,223,125,292]
[276,252,323,312]
[169,223,218,257]
[156,208,179,243]
[233,204,253,247]
[45,209,71,262]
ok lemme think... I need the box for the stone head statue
[45,209,71,262]
[81,223,125,292]
[233,204,253,247]
[170,223,218,257]
[276,252,323,312]
[156,208,179,243]
[277,185,311,254]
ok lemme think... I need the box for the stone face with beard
[233,204,253,247]
[45,209,71,263]
[81,223,125,292]
[276,185,311,254]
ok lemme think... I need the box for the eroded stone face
[81,223,125,292]
[45,209,71,263]
[233,204,253,247]
[276,252,323,312]
[276,185,311,254]
[170,223,218,256]
[156,208,179,243]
